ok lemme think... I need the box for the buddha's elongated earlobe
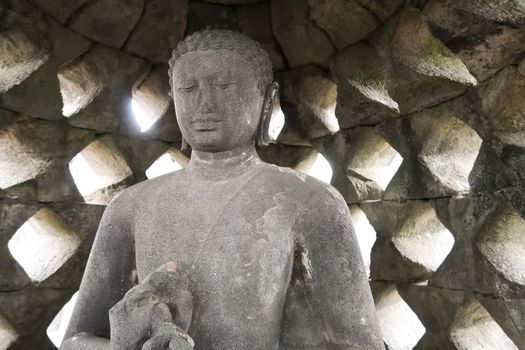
[257,82,279,148]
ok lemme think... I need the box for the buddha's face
[172,50,265,152]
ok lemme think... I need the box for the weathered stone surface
[271,0,335,68]
[33,0,89,24]
[314,128,401,203]
[481,296,525,349]
[453,0,525,25]
[362,200,454,282]
[0,286,73,336]
[0,201,38,291]
[355,0,403,22]
[0,116,94,202]
[329,43,399,129]
[257,143,317,172]
[187,1,286,70]
[431,196,525,299]
[124,0,187,63]
[237,2,287,70]
[387,9,477,114]
[0,30,50,93]
[68,0,143,49]
[64,45,149,134]
[379,101,482,200]
[307,0,378,50]
[0,18,91,120]
[132,65,181,142]
[276,66,338,143]
[424,0,525,81]
[202,0,263,3]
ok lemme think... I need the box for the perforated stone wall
[1,0,524,349]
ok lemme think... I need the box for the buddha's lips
[191,119,222,130]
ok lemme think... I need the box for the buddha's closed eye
[216,82,236,89]
[178,85,197,92]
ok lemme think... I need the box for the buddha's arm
[61,197,136,350]
[283,187,384,350]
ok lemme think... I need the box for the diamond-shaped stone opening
[46,291,79,348]
[7,208,81,283]
[450,300,518,350]
[350,206,377,278]
[348,130,403,190]
[0,314,18,350]
[58,52,105,118]
[131,67,171,132]
[69,138,132,202]
[418,115,482,193]
[476,204,525,286]
[305,152,333,184]
[146,148,189,180]
[391,204,455,273]
[375,285,426,350]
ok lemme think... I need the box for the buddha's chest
[133,183,298,295]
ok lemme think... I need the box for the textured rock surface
[0,0,524,348]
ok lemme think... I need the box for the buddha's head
[168,29,277,153]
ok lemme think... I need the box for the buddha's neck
[188,143,261,180]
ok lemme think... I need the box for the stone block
[271,0,334,68]
[424,0,525,81]
[329,43,399,129]
[124,0,187,63]
[0,17,91,120]
[257,143,317,173]
[306,0,378,50]
[68,0,143,49]
[33,0,89,24]
[64,44,150,135]
[362,201,454,282]
[386,9,477,114]
[276,66,338,142]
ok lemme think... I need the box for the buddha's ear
[257,82,279,148]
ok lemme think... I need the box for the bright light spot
[325,102,340,133]
[307,153,333,184]
[8,208,81,282]
[376,285,426,350]
[146,153,184,179]
[376,152,403,190]
[268,107,285,141]
[131,99,157,132]
[350,206,377,278]
[47,292,79,348]
[0,314,18,350]
[69,139,132,197]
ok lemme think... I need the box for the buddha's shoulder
[258,163,347,209]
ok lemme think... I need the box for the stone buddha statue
[61,30,383,350]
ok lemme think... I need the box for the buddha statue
[61,30,383,350]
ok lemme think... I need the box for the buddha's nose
[198,86,214,114]
[200,101,213,114]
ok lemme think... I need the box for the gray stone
[329,43,399,129]
[276,66,338,142]
[124,0,187,63]
[424,0,525,81]
[307,0,378,50]
[0,17,91,120]
[33,0,90,24]
[64,45,150,135]
[453,0,525,25]
[355,0,404,22]
[68,0,143,49]
[379,101,482,200]
[271,0,335,68]
[0,30,50,93]
[61,30,383,350]
[256,142,317,173]
[387,9,477,114]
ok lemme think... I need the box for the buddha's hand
[109,262,194,350]
[109,283,170,350]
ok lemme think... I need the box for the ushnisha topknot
[168,29,273,94]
